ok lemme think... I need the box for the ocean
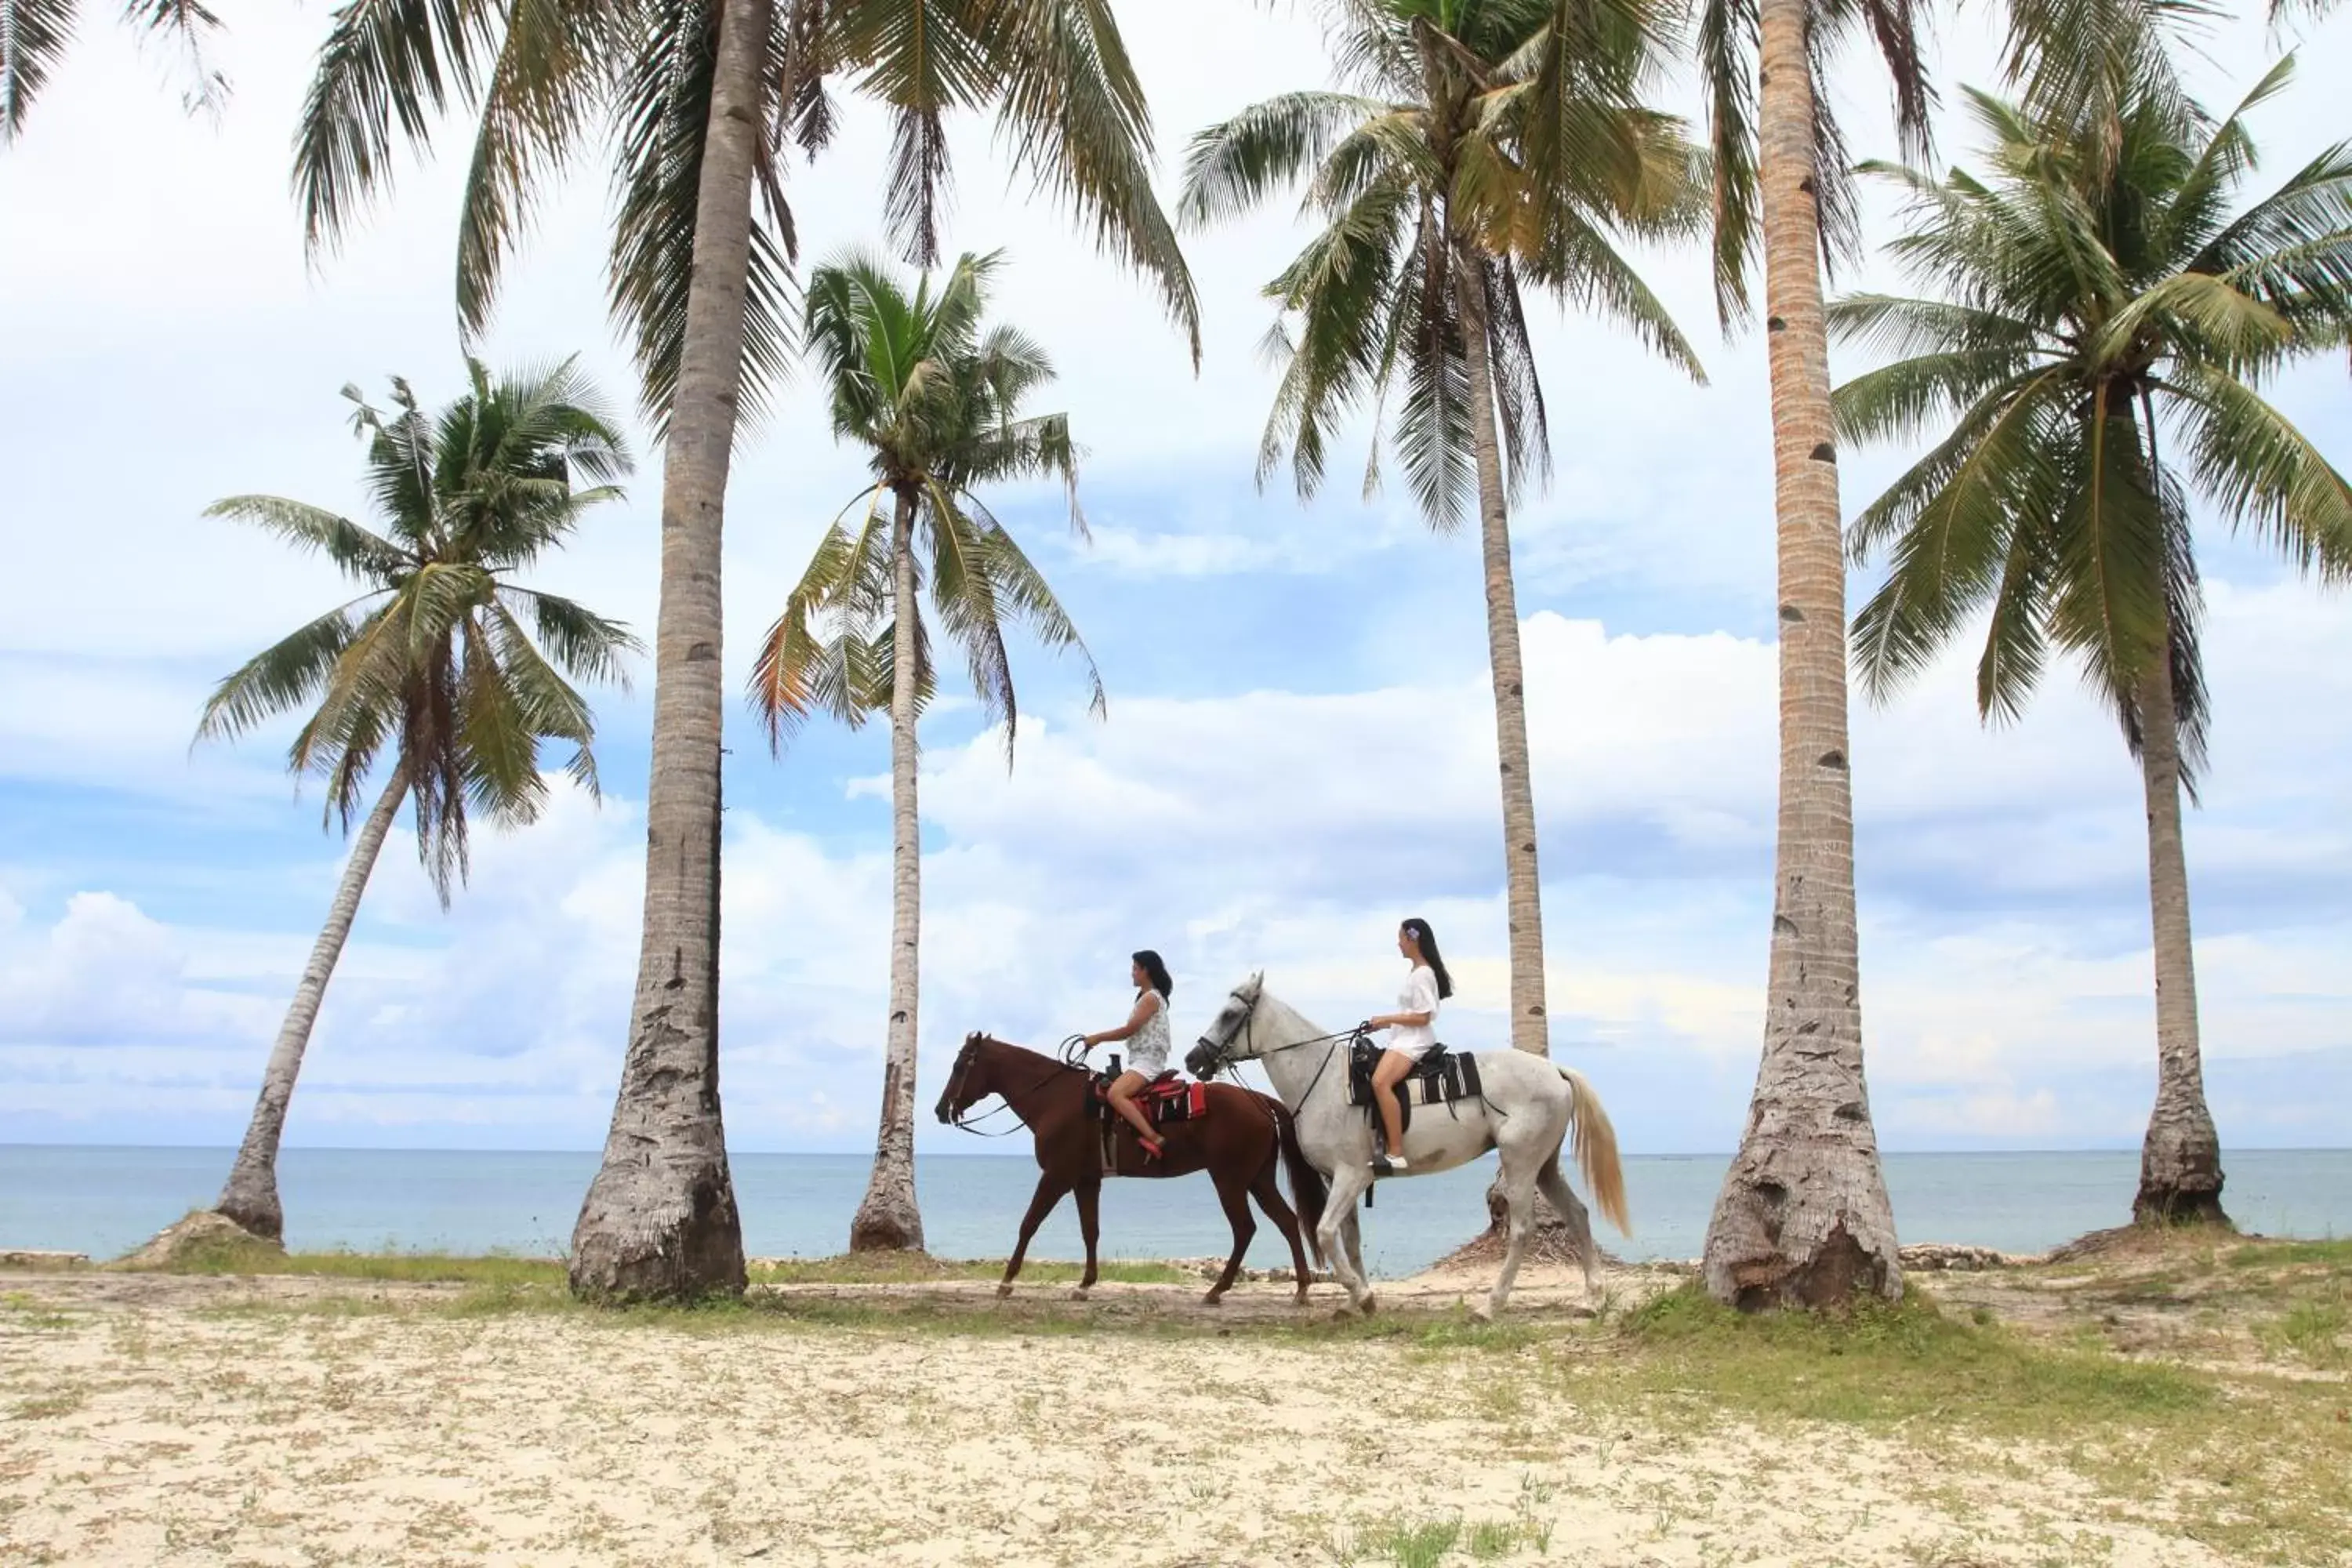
[5,1145,2348,1279]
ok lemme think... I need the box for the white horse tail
[1559,1067,1631,1236]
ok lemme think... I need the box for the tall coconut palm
[196,358,637,1242]
[1181,0,1704,1065]
[1684,0,1931,1309]
[749,250,1101,1253]
[1834,66,2352,1225]
[289,0,1195,1298]
[0,0,223,140]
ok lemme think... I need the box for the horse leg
[1480,1156,1540,1321]
[1070,1178,1102,1300]
[999,1172,1070,1299]
[1341,1210,1371,1312]
[1204,1169,1257,1306]
[1317,1165,1374,1316]
[1537,1153,1600,1297]
[1249,1166,1311,1305]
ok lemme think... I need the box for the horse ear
[1247,971,1264,995]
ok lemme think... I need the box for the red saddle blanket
[1092,1072,1207,1125]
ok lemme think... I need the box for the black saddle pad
[1345,1040,1483,1131]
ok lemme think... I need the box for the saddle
[1345,1037,1483,1136]
[1091,1063,1207,1175]
[1089,1066,1207,1127]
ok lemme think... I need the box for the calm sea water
[4,1146,2347,1279]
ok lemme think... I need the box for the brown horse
[934,1032,1329,1305]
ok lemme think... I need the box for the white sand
[0,1272,2236,1566]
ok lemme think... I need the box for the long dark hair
[1132,949,1174,1000]
[1399,918,1454,1000]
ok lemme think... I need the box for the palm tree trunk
[213,768,407,1241]
[568,0,765,1301]
[1700,0,1902,1309]
[1452,255,1549,1056]
[2132,649,2227,1225]
[849,488,927,1253]
[1458,247,1597,1250]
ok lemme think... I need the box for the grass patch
[155,1237,566,1288]
[1352,1515,1460,1568]
[2225,1237,2352,1270]
[1599,1283,2352,1565]
[1614,1285,2209,1430]
[2259,1299,2349,1368]
[747,1254,1188,1286]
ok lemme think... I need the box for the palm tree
[1180,0,1704,1064]
[0,0,223,140]
[749,250,1100,1253]
[197,358,638,1242]
[1683,0,1931,1309]
[1834,66,2352,1226]
[290,0,1195,1300]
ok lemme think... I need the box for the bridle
[941,1036,1092,1137]
[1193,985,1359,1112]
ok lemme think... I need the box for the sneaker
[1371,1153,1410,1176]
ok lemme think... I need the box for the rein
[945,1036,1091,1137]
[1197,989,1360,1113]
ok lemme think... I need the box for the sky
[1,1,2347,1159]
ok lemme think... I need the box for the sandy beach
[5,1240,2347,1567]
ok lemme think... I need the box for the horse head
[935,1032,997,1124]
[1185,971,1265,1080]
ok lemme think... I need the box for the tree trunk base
[569,1162,746,1302]
[2132,1185,2231,1229]
[848,1195,926,1254]
[1702,1162,1903,1312]
[212,1170,285,1243]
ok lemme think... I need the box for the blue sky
[2,2,2347,1156]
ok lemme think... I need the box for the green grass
[1594,1283,2352,1565]
[1612,1286,2210,1430]
[2223,1237,2352,1270]
[747,1254,1189,1286]
[150,1235,566,1287]
[1355,1516,1460,1568]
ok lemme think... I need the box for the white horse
[1185,973,1629,1318]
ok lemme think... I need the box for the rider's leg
[1371,1050,1413,1167]
[1108,1072,1162,1147]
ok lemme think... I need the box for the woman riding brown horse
[935,1032,1328,1305]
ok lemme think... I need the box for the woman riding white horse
[1188,972,1629,1318]
[1359,916,1451,1174]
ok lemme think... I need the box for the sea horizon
[9,1145,2347,1280]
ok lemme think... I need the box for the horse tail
[1559,1066,1631,1236]
[1267,1096,1329,1269]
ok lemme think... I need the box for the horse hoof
[1201,1291,1225,1307]
[996,1283,1014,1300]
[1069,1287,1090,1302]
[1330,1305,1358,1323]
[1471,1302,1495,1323]
[1292,1290,1310,1307]
[1359,1294,1379,1317]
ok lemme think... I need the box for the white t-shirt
[1388,965,1441,1060]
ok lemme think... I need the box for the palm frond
[294,0,505,258]
[0,0,78,140]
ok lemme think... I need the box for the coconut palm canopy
[200,358,641,901]
[289,0,1198,430]
[1180,0,1707,525]
[749,249,1101,754]
[1838,61,2352,747]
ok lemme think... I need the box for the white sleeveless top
[1390,966,1441,1060]
[1127,989,1173,1075]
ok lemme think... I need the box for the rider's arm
[1082,991,1161,1048]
